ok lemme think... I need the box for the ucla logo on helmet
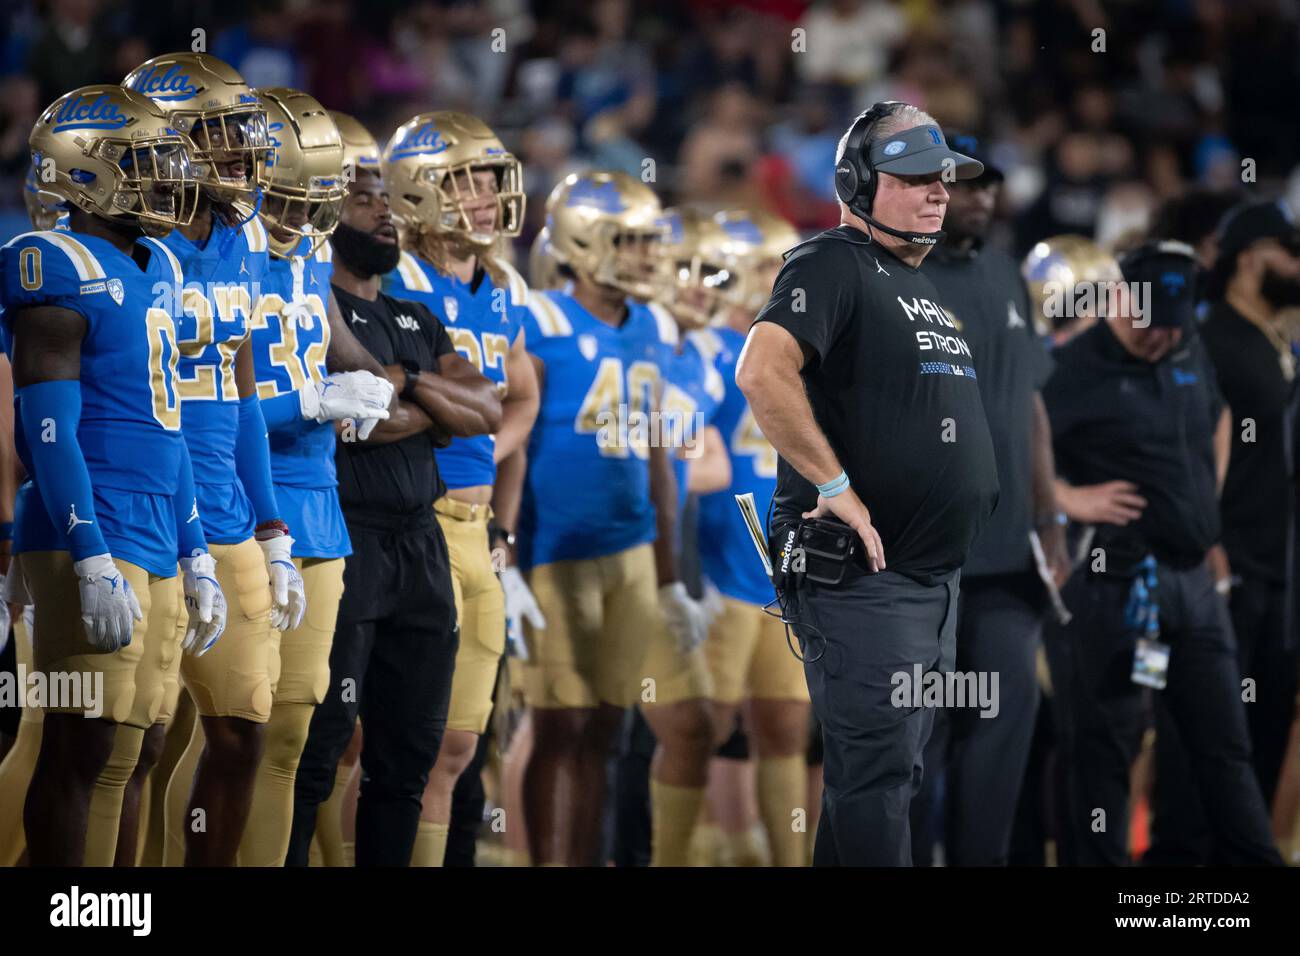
[52,93,131,133]
[128,64,202,101]
[390,124,448,159]
[660,213,684,244]
[266,121,284,166]
[567,179,625,212]
[883,140,907,156]
[722,218,763,245]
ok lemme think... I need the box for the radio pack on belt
[771,516,858,589]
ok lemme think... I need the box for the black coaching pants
[287,507,458,867]
[1044,563,1281,866]
[797,569,960,866]
[911,572,1045,865]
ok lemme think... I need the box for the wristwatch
[399,360,422,401]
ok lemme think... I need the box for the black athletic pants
[797,569,960,866]
[287,508,458,867]
[1044,563,1281,866]
[1146,574,1297,863]
[910,572,1044,865]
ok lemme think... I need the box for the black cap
[1215,199,1300,262]
[867,124,983,180]
[1204,199,1300,300]
[1119,240,1198,329]
[943,132,1003,183]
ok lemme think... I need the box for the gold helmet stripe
[527,294,572,338]
[39,233,107,281]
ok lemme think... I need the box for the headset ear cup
[835,161,859,205]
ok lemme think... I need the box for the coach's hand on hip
[736,322,885,572]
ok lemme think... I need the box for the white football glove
[300,370,393,427]
[659,581,709,655]
[179,551,228,656]
[258,534,306,632]
[73,554,143,652]
[501,567,545,652]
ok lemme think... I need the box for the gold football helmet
[29,84,200,236]
[123,52,270,203]
[329,111,382,182]
[712,208,800,314]
[1022,235,1122,333]
[529,227,564,292]
[257,88,345,257]
[545,170,666,300]
[656,207,730,328]
[383,111,524,247]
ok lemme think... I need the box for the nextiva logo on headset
[833,102,984,247]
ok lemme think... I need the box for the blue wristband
[817,470,850,498]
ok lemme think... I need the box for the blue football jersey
[518,289,677,568]
[386,250,529,489]
[697,326,779,607]
[651,304,726,515]
[160,205,269,543]
[0,230,188,576]
[250,235,349,559]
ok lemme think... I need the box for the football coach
[736,102,999,866]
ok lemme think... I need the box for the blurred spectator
[213,0,306,90]
[794,0,907,103]
[677,82,762,203]
[25,0,115,107]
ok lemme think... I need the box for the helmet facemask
[261,176,346,257]
[93,137,200,236]
[592,224,665,301]
[423,158,525,249]
[663,251,729,328]
[175,104,271,203]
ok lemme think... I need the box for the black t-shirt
[1200,301,1294,584]
[332,284,455,516]
[922,242,1051,578]
[756,226,1000,587]
[1043,320,1223,567]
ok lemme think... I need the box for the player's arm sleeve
[751,242,854,366]
[173,439,206,558]
[259,390,304,431]
[235,392,280,524]
[17,379,109,560]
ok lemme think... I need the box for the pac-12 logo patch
[578,334,598,361]
[443,296,458,323]
[106,278,124,305]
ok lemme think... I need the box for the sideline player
[696,208,813,867]
[240,89,393,866]
[125,52,308,866]
[382,111,540,866]
[499,171,711,866]
[1,84,225,865]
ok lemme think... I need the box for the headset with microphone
[834,102,983,247]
